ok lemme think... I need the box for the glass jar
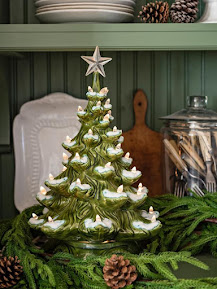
[161,96,217,197]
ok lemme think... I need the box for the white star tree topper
[81,46,112,77]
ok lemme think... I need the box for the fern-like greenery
[0,194,217,289]
[144,192,217,256]
[0,206,56,289]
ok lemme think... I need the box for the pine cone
[138,1,169,23]
[0,255,23,288]
[103,254,137,289]
[170,0,199,23]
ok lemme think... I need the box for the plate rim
[35,0,135,2]
[36,2,135,8]
[36,8,134,16]
[37,8,134,13]
[36,4,134,13]
[35,0,136,6]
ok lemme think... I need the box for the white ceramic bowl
[36,8,134,22]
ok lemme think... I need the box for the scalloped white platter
[35,0,135,8]
[36,9,134,23]
[36,5,134,14]
[13,93,88,212]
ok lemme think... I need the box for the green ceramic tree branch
[28,47,161,257]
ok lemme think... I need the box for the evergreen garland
[144,192,217,256]
[0,206,56,289]
[0,193,217,289]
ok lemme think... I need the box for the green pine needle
[0,194,217,289]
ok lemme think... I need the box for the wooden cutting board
[122,90,163,197]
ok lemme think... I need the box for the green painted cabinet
[0,0,217,218]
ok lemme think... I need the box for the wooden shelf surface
[0,23,217,52]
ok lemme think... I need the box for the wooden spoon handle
[179,139,206,171]
[165,148,183,174]
[164,139,187,172]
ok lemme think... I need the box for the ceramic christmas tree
[29,47,161,257]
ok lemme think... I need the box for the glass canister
[161,96,217,197]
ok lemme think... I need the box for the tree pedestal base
[69,240,141,258]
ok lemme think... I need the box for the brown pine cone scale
[103,255,137,289]
[0,255,23,288]
[138,1,169,23]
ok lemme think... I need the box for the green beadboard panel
[50,53,65,92]
[8,51,217,129]
[16,53,32,110]
[10,0,25,24]
[67,52,82,97]
[120,52,135,131]
[154,52,169,131]
[137,51,152,127]
[27,0,40,24]
[0,51,217,217]
[0,153,17,219]
[204,51,217,111]
[187,51,204,96]
[104,52,119,127]
[170,51,185,113]
[0,0,9,24]
[0,56,10,146]
[33,53,49,98]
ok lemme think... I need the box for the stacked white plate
[35,0,135,23]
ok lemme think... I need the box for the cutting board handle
[134,89,147,127]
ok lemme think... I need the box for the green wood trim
[1,24,217,52]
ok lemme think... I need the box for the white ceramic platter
[36,9,134,22]
[13,93,88,212]
[36,5,134,14]
[35,0,135,8]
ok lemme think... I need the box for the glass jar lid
[160,96,217,121]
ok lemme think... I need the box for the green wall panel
[0,0,212,219]
[66,52,83,97]
[0,0,9,24]
[0,153,17,219]
[50,53,65,92]
[120,52,135,131]
[187,52,204,96]
[0,50,217,218]
[33,53,49,98]
[137,51,152,127]
[170,51,185,113]
[0,56,10,147]
[104,52,119,127]
[154,52,169,131]
[10,0,26,24]
[204,51,217,110]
